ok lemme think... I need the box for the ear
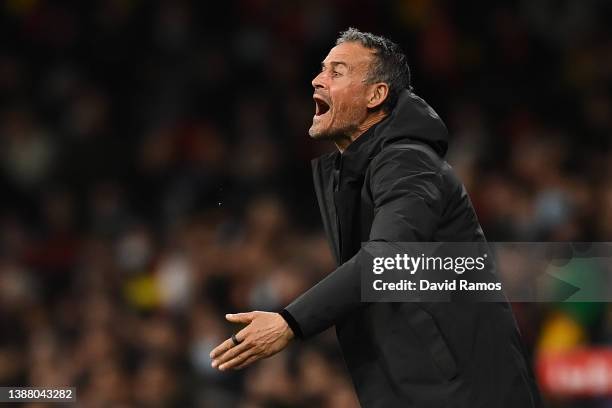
[366,83,389,110]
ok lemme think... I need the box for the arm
[284,146,444,338]
[210,146,443,370]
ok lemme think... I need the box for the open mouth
[314,96,330,117]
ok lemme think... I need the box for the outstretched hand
[210,311,294,371]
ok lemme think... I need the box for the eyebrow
[321,61,349,71]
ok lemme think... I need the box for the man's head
[309,28,411,144]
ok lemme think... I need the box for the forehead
[323,42,374,69]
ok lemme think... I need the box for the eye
[332,70,341,77]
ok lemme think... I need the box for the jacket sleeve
[282,147,443,339]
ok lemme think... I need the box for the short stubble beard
[308,107,362,141]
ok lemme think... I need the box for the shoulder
[364,141,449,207]
[369,141,445,177]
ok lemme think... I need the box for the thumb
[226,312,256,323]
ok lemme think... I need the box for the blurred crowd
[1,0,611,407]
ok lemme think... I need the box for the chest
[313,156,375,264]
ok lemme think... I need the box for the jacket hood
[312,90,450,190]
[376,89,449,157]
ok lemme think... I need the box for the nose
[312,71,325,90]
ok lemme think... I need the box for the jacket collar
[338,118,389,187]
[313,90,450,183]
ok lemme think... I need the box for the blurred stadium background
[1,0,611,407]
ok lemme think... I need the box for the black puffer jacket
[281,90,542,408]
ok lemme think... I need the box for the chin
[308,124,327,139]
[309,130,324,139]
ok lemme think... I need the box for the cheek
[327,83,368,125]
[333,94,366,122]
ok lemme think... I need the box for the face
[309,42,375,140]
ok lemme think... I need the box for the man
[211,28,542,407]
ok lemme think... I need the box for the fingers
[211,334,251,368]
[218,347,259,370]
[210,312,250,358]
[210,326,248,367]
[209,337,235,360]
[225,312,256,323]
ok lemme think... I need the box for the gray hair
[336,27,412,112]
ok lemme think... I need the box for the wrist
[278,312,295,340]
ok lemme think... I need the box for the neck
[334,110,388,153]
